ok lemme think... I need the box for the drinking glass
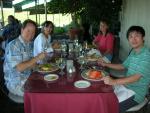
[58,58,66,75]
[68,43,73,52]
[61,42,67,52]
[61,42,67,57]
[78,56,86,70]
[74,39,79,46]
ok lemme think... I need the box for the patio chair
[126,98,149,113]
[126,87,150,113]
[0,59,24,103]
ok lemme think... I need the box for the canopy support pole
[0,0,4,26]
[35,0,37,23]
[44,0,47,21]
[27,11,29,19]
[53,14,54,23]
[37,0,40,24]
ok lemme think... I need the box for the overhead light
[22,0,51,10]
[13,0,25,5]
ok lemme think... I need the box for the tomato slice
[89,70,102,79]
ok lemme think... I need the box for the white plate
[81,69,107,81]
[54,48,61,51]
[74,80,91,88]
[44,74,59,81]
[37,64,59,73]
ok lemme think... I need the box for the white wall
[119,0,150,61]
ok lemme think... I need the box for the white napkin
[87,49,102,56]
[102,56,111,63]
[87,49,111,63]
[114,85,135,102]
[45,47,54,53]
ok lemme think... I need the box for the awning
[1,0,12,8]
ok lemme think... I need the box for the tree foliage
[47,0,122,35]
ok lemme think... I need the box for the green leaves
[47,0,122,34]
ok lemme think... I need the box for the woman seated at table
[34,21,54,63]
[98,26,150,113]
[93,19,114,61]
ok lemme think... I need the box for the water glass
[68,43,74,52]
[74,39,79,46]
[78,56,86,70]
[61,42,67,52]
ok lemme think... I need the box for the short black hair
[22,19,37,29]
[126,26,145,39]
[8,15,15,24]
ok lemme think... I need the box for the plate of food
[74,80,91,88]
[37,63,59,73]
[54,48,61,51]
[84,44,96,50]
[86,53,101,62]
[44,74,59,81]
[81,69,106,81]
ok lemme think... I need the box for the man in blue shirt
[3,19,46,97]
[98,26,150,113]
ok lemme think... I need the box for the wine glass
[78,56,86,71]
[74,39,79,46]
[83,41,89,54]
[61,42,67,57]
[58,58,66,75]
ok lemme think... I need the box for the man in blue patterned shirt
[3,19,46,97]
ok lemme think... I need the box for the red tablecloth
[24,72,119,113]
[24,72,114,93]
[24,92,118,113]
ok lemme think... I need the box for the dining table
[24,51,119,113]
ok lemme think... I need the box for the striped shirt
[123,46,150,103]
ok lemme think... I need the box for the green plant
[47,0,122,35]
[54,27,65,34]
